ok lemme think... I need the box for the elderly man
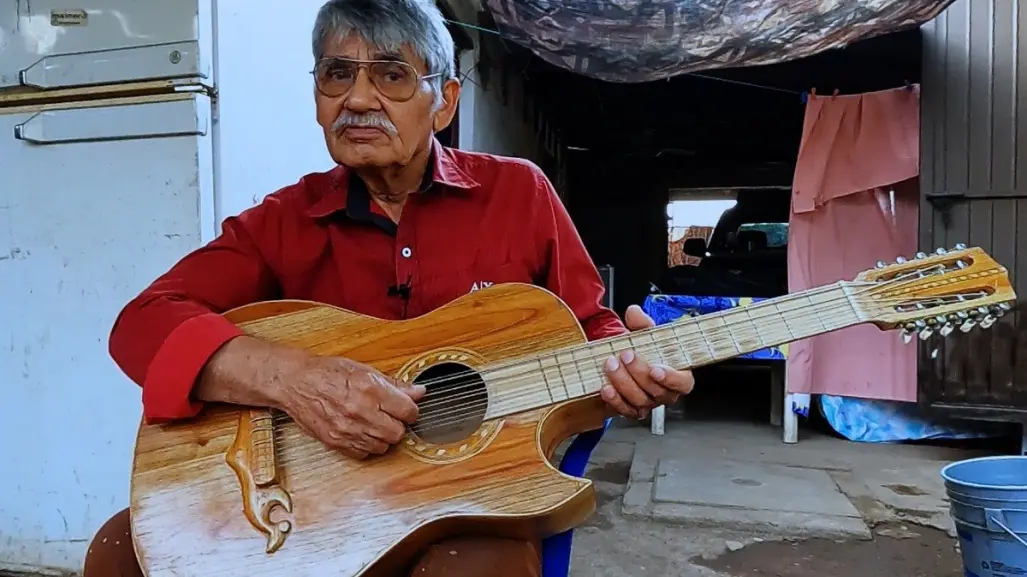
[82,1,693,575]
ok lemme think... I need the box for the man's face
[314,34,460,169]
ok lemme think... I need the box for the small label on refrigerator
[50,9,88,26]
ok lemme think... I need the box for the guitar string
[402,272,976,413]
[266,280,984,431]
[417,302,857,411]
[269,280,991,432]
[267,296,862,433]
[395,288,995,429]
[272,298,912,437]
[388,269,958,395]
[269,283,851,425]
[378,282,849,400]
[406,298,926,431]
[266,292,972,437]
[410,266,988,398]
[263,266,992,431]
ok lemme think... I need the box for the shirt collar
[306,137,480,219]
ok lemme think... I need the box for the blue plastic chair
[540,417,614,577]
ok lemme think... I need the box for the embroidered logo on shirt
[469,281,494,292]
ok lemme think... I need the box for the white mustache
[331,112,398,135]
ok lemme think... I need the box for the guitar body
[129,283,610,577]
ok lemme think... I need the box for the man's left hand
[600,305,695,419]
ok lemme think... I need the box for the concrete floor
[568,418,995,577]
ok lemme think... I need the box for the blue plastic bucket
[941,455,1027,577]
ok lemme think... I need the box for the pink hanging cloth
[786,86,921,402]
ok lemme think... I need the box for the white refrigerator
[0,1,335,572]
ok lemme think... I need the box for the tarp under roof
[481,0,956,83]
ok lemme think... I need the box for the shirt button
[401,247,412,258]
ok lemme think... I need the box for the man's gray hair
[312,0,457,95]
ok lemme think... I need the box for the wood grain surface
[130,283,610,577]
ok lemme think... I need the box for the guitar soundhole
[410,362,489,444]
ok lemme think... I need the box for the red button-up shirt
[109,139,626,423]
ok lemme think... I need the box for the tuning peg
[956,260,968,269]
[939,323,955,337]
[896,256,908,263]
[998,302,1013,311]
[954,243,967,250]
[980,315,997,329]
[919,327,934,340]
[915,251,928,259]
[876,260,887,269]
[901,330,915,344]
[935,247,948,255]
[960,318,977,332]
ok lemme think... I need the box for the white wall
[214,2,337,222]
[456,48,542,162]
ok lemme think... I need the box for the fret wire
[805,293,829,332]
[568,348,587,397]
[536,358,556,403]
[774,301,797,340]
[558,353,575,398]
[717,313,743,354]
[742,307,765,348]
[695,321,716,360]
[668,327,688,366]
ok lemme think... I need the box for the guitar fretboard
[483,283,864,418]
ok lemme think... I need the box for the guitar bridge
[226,408,293,554]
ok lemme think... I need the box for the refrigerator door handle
[13,96,208,146]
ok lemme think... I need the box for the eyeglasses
[311,57,442,102]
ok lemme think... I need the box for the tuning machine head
[900,320,936,343]
[892,244,966,265]
[897,244,971,261]
[899,301,1014,344]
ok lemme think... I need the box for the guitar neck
[482,283,864,419]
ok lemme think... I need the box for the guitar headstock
[850,244,1017,343]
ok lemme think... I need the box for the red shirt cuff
[141,313,245,423]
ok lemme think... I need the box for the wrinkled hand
[279,355,425,459]
[600,305,695,419]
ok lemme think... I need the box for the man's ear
[432,78,462,132]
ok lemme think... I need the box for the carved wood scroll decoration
[226,408,294,553]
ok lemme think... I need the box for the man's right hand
[194,336,425,461]
[278,355,426,460]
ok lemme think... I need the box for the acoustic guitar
[128,245,1016,576]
